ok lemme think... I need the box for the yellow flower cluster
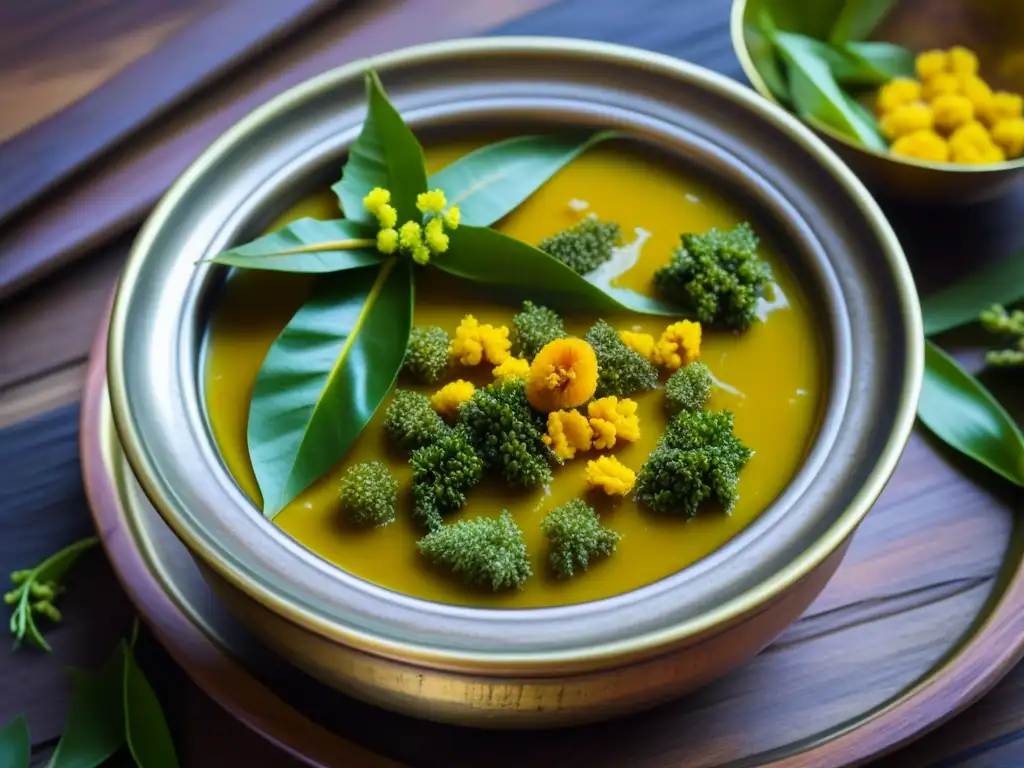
[492,356,531,381]
[875,47,1024,164]
[525,338,599,412]
[543,409,593,460]
[449,315,511,367]
[541,395,641,462]
[430,379,475,418]
[619,320,702,370]
[363,187,462,264]
[585,455,636,496]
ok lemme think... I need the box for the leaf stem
[246,238,377,258]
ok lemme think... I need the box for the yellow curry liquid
[204,140,825,608]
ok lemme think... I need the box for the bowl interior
[107,38,921,668]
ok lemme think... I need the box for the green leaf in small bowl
[206,218,381,273]
[50,645,127,768]
[437,225,679,316]
[428,131,619,227]
[841,41,914,83]
[775,31,887,150]
[333,71,429,226]
[123,641,179,768]
[918,340,1024,486]
[0,715,29,768]
[922,250,1024,336]
[828,0,898,45]
[746,15,791,101]
[249,261,414,516]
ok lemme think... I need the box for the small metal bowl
[107,37,922,727]
[732,0,1024,204]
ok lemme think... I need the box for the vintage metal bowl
[106,37,922,728]
[732,0,1024,204]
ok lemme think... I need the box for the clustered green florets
[635,409,752,517]
[584,319,659,398]
[459,379,555,488]
[513,300,566,359]
[980,303,1024,366]
[417,511,532,591]
[409,426,484,531]
[339,461,399,526]
[384,389,449,450]
[538,217,623,275]
[541,499,621,579]
[403,325,450,383]
[665,361,713,415]
[654,222,772,331]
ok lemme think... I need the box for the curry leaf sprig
[918,250,1024,487]
[205,70,685,517]
[4,536,98,651]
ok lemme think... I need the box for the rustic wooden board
[79,297,1024,768]
[0,0,344,228]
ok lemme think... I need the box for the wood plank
[0,0,562,300]
[0,361,88,430]
[0,0,344,228]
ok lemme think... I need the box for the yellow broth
[204,141,826,608]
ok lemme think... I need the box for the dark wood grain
[0,0,561,301]
[0,0,343,229]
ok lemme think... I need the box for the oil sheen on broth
[204,140,825,608]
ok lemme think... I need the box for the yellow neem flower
[450,315,511,366]
[493,357,530,381]
[411,244,431,265]
[443,206,461,229]
[931,93,975,134]
[891,129,949,162]
[431,380,475,418]
[992,117,1024,158]
[526,338,598,412]
[376,228,398,254]
[959,75,994,116]
[424,217,449,255]
[587,397,640,450]
[949,46,979,77]
[543,410,593,461]
[880,102,934,140]
[619,330,656,361]
[363,187,390,216]
[376,204,398,230]
[417,189,447,214]
[876,77,922,115]
[948,121,1000,164]
[585,455,636,496]
[923,73,961,101]
[399,221,422,250]
[915,50,949,81]
[654,320,702,370]
[980,91,1024,127]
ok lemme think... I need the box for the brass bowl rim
[107,35,923,671]
[729,0,1024,174]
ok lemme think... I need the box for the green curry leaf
[248,262,413,516]
[922,251,1024,336]
[828,0,898,45]
[123,639,179,768]
[918,340,1024,486]
[206,218,381,273]
[774,31,887,150]
[437,225,679,316]
[0,715,29,768]
[50,645,127,768]
[429,132,620,227]
[747,10,790,100]
[333,72,428,226]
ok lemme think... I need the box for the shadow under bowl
[732,0,1024,205]
[105,37,922,728]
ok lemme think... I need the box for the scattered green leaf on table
[206,218,380,273]
[50,645,127,768]
[0,715,29,768]
[828,0,898,45]
[429,131,619,227]
[123,642,179,768]
[333,71,428,225]
[922,250,1024,336]
[248,262,414,516]
[437,225,679,316]
[918,340,1024,486]
[775,31,887,150]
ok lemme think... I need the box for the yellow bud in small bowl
[891,129,949,163]
[949,46,979,76]
[880,102,934,140]
[931,93,975,134]
[915,49,949,81]
[980,91,1024,126]
[923,73,961,101]
[876,77,922,115]
[991,117,1024,159]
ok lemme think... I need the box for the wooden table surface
[1,1,1023,766]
